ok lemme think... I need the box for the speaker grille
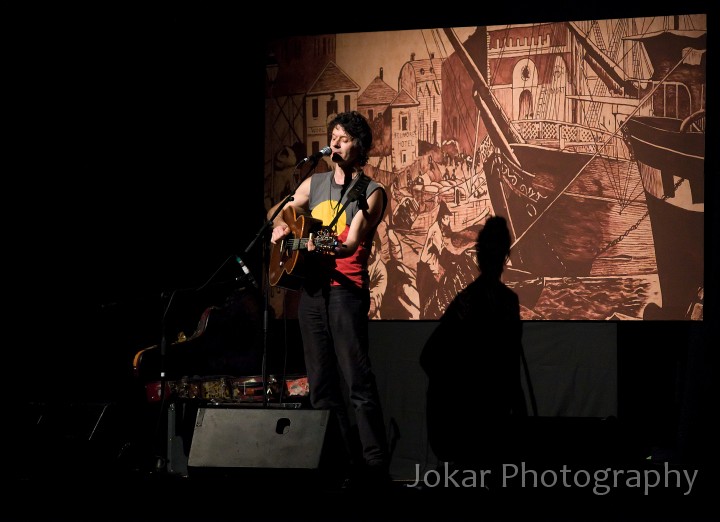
[188,408,329,469]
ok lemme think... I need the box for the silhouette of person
[419,215,527,471]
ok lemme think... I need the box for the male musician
[267,111,390,487]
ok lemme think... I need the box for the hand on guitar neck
[305,228,340,254]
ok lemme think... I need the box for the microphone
[298,146,331,164]
[235,255,258,288]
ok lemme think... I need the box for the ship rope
[512,46,696,251]
[586,42,699,259]
[591,176,685,258]
[427,23,695,257]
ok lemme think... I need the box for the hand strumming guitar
[270,221,290,245]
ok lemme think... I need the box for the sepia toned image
[264,14,706,321]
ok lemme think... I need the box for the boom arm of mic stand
[246,158,317,255]
[245,191,294,255]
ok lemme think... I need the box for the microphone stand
[244,155,320,408]
[151,266,249,476]
[153,287,186,476]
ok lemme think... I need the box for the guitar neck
[285,237,310,251]
[281,229,337,255]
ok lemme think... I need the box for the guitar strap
[326,172,371,231]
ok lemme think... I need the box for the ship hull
[483,144,635,277]
[622,116,704,319]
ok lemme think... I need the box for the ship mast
[442,27,523,166]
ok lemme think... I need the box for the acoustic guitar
[268,206,338,290]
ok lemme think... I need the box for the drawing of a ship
[443,22,658,281]
[620,18,706,319]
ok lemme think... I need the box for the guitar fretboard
[283,238,310,252]
[282,233,336,254]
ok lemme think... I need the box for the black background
[11,9,265,396]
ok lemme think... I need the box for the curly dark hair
[328,111,373,166]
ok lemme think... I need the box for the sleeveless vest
[308,171,385,289]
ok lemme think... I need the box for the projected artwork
[264,14,706,321]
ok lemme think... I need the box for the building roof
[358,75,397,106]
[307,61,360,95]
[390,88,419,108]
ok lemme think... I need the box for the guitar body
[269,206,324,290]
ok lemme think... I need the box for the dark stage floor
[4,401,716,522]
[5,466,716,522]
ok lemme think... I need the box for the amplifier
[187,407,329,469]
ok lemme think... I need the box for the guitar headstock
[313,228,339,255]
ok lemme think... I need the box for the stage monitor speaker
[188,407,330,469]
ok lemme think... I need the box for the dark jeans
[298,284,389,469]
